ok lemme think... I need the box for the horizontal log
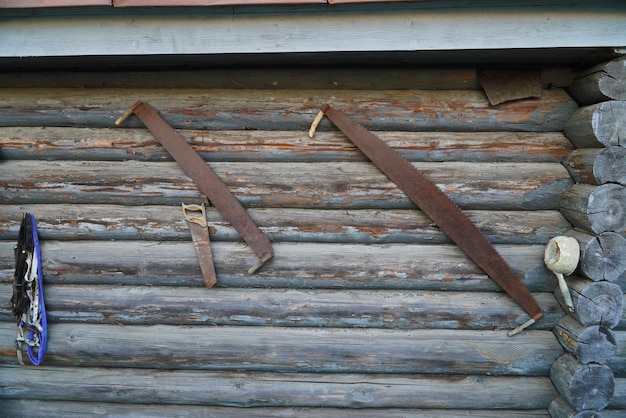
[610,378,626,409]
[0,241,558,291]
[553,315,617,365]
[0,204,571,245]
[0,285,564,330]
[0,88,578,131]
[0,67,575,90]
[0,401,551,418]
[0,68,483,90]
[0,323,563,375]
[553,276,623,328]
[560,184,626,235]
[0,365,559,409]
[563,147,626,186]
[550,353,614,412]
[0,160,573,210]
[548,396,602,418]
[565,230,626,282]
[568,57,626,105]
[609,331,626,377]
[0,127,573,163]
[563,101,626,148]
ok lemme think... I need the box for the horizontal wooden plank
[0,241,558,291]
[1,4,625,58]
[0,323,563,375]
[0,68,576,90]
[0,204,571,245]
[0,127,573,163]
[0,285,564,330]
[0,160,573,210]
[114,0,326,6]
[0,401,552,418]
[0,68,484,90]
[0,0,110,7]
[0,88,577,131]
[0,365,559,408]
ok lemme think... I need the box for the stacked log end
[549,56,626,417]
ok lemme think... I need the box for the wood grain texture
[0,204,572,245]
[2,5,626,58]
[560,184,626,235]
[0,285,565,330]
[0,127,572,163]
[0,88,577,131]
[0,323,563,375]
[550,353,614,411]
[553,276,624,328]
[568,57,626,105]
[563,101,626,148]
[0,241,558,291]
[563,146,626,186]
[548,396,602,418]
[0,401,552,418]
[0,160,573,210]
[0,67,590,414]
[565,230,626,282]
[554,315,617,365]
[0,365,559,409]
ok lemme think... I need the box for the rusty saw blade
[116,101,273,274]
[311,104,543,335]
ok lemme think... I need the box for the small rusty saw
[116,101,273,275]
[310,104,543,335]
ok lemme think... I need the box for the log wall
[549,56,626,417]
[0,67,595,416]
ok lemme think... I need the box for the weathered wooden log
[550,353,615,412]
[0,204,571,245]
[563,101,626,148]
[0,88,578,131]
[565,230,626,282]
[548,396,603,418]
[0,68,483,90]
[0,126,573,163]
[563,147,626,186]
[0,67,574,90]
[554,315,617,365]
[568,58,626,105]
[0,160,574,210]
[553,276,623,328]
[560,184,626,235]
[0,241,557,291]
[608,378,626,409]
[608,331,626,377]
[0,401,552,418]
[0,365,559,409]
[0,323,563,375]
[0,284,564,330]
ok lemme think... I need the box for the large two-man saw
[310,104,543,335]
